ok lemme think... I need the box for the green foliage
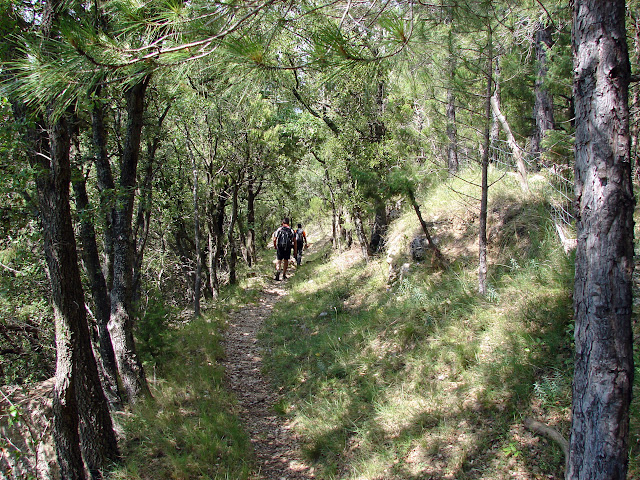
[135,289,172,363]
[0,221,53,385]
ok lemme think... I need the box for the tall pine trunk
[190,146,201,317]
[210,186,227,297]
[90,87,116,291]
[246,173,260,267]
[108,78,151,404]
[33,111,118,479]
[445,6,459,175]
[568,1,634,478]
[23,1,118,475]
[228,182,239,285]
[32,112,86,480]
[478,25,492,296]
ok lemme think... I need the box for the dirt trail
[222,280,315,480]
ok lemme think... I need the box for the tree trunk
[228,182,239,285]
[211,186,227,297]
[237,211,250,266]
[407,189,447,269]
[108,78,151,404]
[352,204,369,260]
[132,103,170,301]
[490,60,501,165]
[131,144,154,303]
[568,2,634,478]
[90,87,116,291]
[368,198,387,254]
[246,175,256,267]
[531,22,555,165]
[71,172,122,409]
[445,7,459,176]
[190,147,201,317]
[446,85,459,175]
[33,112,119,479]
[31,112,86,480]
[20,1,119,474]
[478,26,492,296]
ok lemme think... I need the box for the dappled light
[0,1,638,479]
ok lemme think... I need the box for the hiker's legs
[275,250,286,280]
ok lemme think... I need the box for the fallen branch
[490,96,529,193]
[0,262,23,276]
[524,417,568,472]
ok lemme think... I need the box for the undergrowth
[261,168,585,479]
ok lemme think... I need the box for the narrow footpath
[222,280,315,480]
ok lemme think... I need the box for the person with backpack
[294,223,307,266]
[272,217,295,281]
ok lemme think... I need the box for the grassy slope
[261,166,639,479]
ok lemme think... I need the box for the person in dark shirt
[272,217,295,280]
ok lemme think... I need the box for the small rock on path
[222,282,315,480]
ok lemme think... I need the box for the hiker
[272,217,295,280]
[294,223,307,266]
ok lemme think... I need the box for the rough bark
[632,13,640,182]
[32,112,87,480]
[568,2,634,478]
[31,111,118,479]
[108,78,151,404]
[21,1,119,475]
[90,87,116,291]
[71,172,122,409]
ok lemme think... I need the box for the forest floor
[222,271,316,480]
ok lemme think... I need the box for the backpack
[277,226,293,250]
[296,228,304,248]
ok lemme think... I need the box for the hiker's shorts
[276,247,291,261]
